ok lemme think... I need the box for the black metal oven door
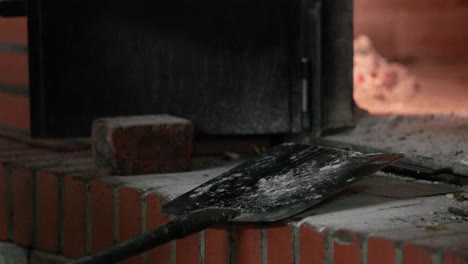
[28,0,306,137]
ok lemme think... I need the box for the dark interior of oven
[27,0,352,138]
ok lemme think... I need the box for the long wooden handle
[70,208,239,264]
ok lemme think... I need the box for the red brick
[0,151,57,242]
[35,159,95,253]
[403,244,432,264]
[333,229,361,264]
[405,229,468,264]
[0,92,30,131]
[299,224,326,264]
[267,224,293,264]
[205,224,231,264]
[12,167,34,246]
[367,237,396,264]
[63,173,97,258]
[176,233,201,264]
[35,171,61,252]
[146,194,171,264]
[0,163,9,240]
[0,52,29,87]
[234,223,262,264]
[90,180,115,253]
[2,147,92,250]
[118,187,143,264]
[444,249,468,264]
[0,17,28,44]
[92,115,193,176]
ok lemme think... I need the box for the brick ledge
[0,137,467,264]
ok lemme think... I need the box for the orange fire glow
[353,36,468,117]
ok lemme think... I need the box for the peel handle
[70,208,239,264]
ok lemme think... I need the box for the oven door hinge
[300,57,310,114]
[299,56,312,131]
[308,1,322,137]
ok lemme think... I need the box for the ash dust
[324,114,468,175]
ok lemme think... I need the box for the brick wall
[0,17,29,132]
[355,0,468,62]
[0,136,467,264]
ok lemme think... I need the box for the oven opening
[318,0,468,183]
[353,35,467,117]
[352,0,467,117]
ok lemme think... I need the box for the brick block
[90,180,115,253]
[403,244,432,264]
[267,224,293,264]
[92,115,193,176]
[367,237,396,264]
[118,187,143,264]
[299,224,327,264]
[234,224,263,264]
[205,225,231,264]
[12,167,34,246]
[63,173,98,258]
[146,194,171,264]
[333,229,362,264]
[176,233,201,264]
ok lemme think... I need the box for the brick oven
[0,0,467,263]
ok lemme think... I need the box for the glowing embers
[353,35,468,116]
[353,35,418,114]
